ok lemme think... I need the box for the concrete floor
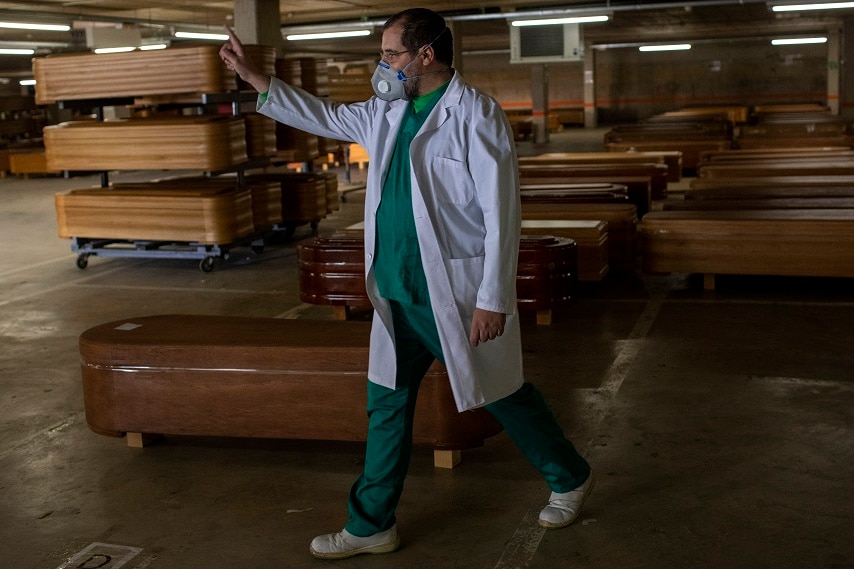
[2,130,853,569]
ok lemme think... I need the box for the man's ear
[421,45,436,66]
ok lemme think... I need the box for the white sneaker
[309,525,400,559]
[538,472,595,529]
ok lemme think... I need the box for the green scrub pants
[345,300,591,537]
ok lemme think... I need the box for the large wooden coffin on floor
[298,232,578,325]
[79,315,502,468]
[55,185,255,244]
[521,203,638,269]
[33,45,275,104]
[641,209,854,288]
[44,117,248,172]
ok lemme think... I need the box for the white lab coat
[258,72,524,411]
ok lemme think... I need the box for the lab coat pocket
[432,156,474,205]
[445,255,484,315]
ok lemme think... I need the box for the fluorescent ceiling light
[19,79,36,85]
[772,2,854,11]
[286,29,371,41]
[771,37,828,44]
[639,44,692,52]
[511,15,609,26]
[174,31,229,41]
[94,46,137,54]
[0,21,70,31]
[139,44,168,50]
[0,48,34,55]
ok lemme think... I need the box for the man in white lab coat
[221,7,593,560]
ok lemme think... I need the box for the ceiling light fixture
[94,46,137,54]
[174,31,229,41]
[771,36,828,44]
[0,21,70,31]
[639,44,692,52]
[286,30,371,41]
[510,15,609,26]
[771,2,854,11]
[0,48,35,55]
[19,79,36,85]
[139,44,168,50]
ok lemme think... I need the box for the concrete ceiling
[0,1,850,79]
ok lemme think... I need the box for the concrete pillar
[839,19,854,118]
[233,0,282,57]
[583,40,597,128]
[531,64,549,144]
[828,27,841,115]
[449,22,463,76]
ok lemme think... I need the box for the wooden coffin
[33,45,275,104]
[297,232,578,325]
[521,203,637,269]
[664,197,854,210]
[519,151,682,182]
[244,113,277,160]
[79,315,502,468]
[518,162,668,201]
[519,182,643,215]
[44,117,248,172]
[606,140,732,170]
[246,173,328,226]
[55,185,255,244]
[9,150,54,175]
[520,220,608,281]
[697,161,854,179]
[689,175,854,192]
[641,209,854,285]
[114,177,283,232]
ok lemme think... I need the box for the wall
[462,39,827,124]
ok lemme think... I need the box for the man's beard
[402,76,421,100]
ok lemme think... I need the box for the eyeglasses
[379,48,413,62]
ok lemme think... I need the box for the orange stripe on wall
[500,92,829,109]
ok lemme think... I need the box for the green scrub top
[374,81,450,306]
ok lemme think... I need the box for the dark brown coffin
[297,233,578,318]
[80,315,502,454]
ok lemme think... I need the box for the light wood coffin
[520,220,609,281]
[641,209,854,278]
[113,177,283,232]
[79,315,502,453]
[521,203,638,269]
[297,232,578,315]
[33,45,276,104]
[44,116,248,172]
[55,185,255,244]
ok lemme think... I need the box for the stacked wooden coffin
[644,147,854,287]
[44,116,248,172]
[56,184,255,245]
[33,45,275,104]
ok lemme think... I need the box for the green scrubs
[345,83,590,538]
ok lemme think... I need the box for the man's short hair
[384,8,453,66]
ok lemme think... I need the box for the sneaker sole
[310,537,401,560]
[537,474,596,530]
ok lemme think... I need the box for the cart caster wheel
[282,225,296,241]
[251,245,264,255]
[76,254,89,269]
[199,257,216,272]
[310,221,320,232]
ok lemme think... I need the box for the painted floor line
[493,292,665,569]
